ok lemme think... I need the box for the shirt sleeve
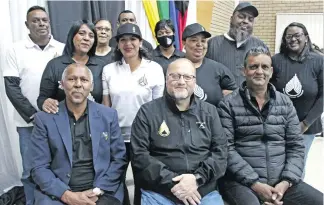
[303,58,323,127]
[152,63,165,99]
[102,65,111,96]
[218,63,237,90]
[3,47,19,77]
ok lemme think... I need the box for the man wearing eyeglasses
[130,58,227,205]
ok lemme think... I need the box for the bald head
[167,58,196,76]
[166,58,196,101]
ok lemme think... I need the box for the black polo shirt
[152,46,185,75]
[67,104,95,192]
[95,48,115,66]
[195,58,237,106]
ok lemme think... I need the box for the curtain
[47,1,125,43]
[0,0,47,195]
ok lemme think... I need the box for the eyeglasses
[285,33,304,41]
[168,73,196,82]
[95,27,111,32]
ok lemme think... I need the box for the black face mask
[157,35,175,48]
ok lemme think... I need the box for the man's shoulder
[138,97,165,115]
[90,101,117,116]
[248,36,266,45]
[208,35,225,42]
[219,88,241,107]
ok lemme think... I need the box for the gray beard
[229,26,252,42]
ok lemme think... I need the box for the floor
[126,137,324,204]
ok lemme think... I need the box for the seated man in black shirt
[109,10,153,53]
[29,63,127,205]
[131,58,227,205]
[217,47,323,205]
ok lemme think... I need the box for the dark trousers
[97,193,122,205]
[220,180,323,205]
[123,142,131,205]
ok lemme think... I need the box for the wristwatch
[194,174,204,187]
[93,187,104,196]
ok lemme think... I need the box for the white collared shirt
[224,33,248,48]
[102,58,165,131]
[3,35,65,127]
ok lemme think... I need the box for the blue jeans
[302,134,316,179]
[17,127,35,205]
[141,189,224,205]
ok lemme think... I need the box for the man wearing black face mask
[153,19,185,75]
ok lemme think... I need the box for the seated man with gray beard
[206,2,267,86]
[131,58,227,205]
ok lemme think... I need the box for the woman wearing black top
[37,20,105,113]
[94,19,114,65]
[271,22,323,178]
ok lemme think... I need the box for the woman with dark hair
[37,20,105,112]
[102,23,164,205]
[152,19,185,74]
[271,22,323,179]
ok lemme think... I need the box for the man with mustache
[206,2,267,86]
[29,64,127,205]
[131,58,227,205]
[3,6,64,204]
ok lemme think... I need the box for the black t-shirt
[271,52,323,134]
[67,105,95,192]
[195,58,237,106]
[152,46,185,75]
[95,48,115,66]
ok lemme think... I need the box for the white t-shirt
[102,58,165,132]
[2,35,65,127]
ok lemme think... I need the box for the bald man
[29,64,127,205]
[130,58,227,205]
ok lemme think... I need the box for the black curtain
[48,1,124,43]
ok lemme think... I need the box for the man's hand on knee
[171,174,201,205]
[61,190,96,205]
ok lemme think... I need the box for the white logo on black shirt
[194,84,207,101]
[283,74,304,98]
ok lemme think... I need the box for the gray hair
[61,63,93,83]
[244,46,271,68]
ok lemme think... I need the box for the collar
[61,55,98,66]
[65,101,89,118]
[288,44,310,63]
[224,33,248,48]
[25,34,58,49]
[153,46,184,57]
[165,93,197,114]
[120,57,149,70]
[239,81,277,101]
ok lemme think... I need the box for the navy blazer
[29,100,127,202]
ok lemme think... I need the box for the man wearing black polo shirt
[206,2,267,86]
[153,19,185,74]
[109,10,153,52]
[29,64,126,205]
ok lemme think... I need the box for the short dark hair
[63,20,98,57]
[279,22,313,55]
[118,10,135,22]
[244,46,271,68]
[154,19,175,36]
[26,6,46,18]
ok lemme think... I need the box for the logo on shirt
[138,75,148,86]
[158,120,170,137]
[283,74,304,98]
[194,84,207,101]
[196,122,206,129]
[102,132,109,140]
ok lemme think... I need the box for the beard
[170,89,190,100]
[229,23,253,42]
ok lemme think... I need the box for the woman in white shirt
[102,23,164,204]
